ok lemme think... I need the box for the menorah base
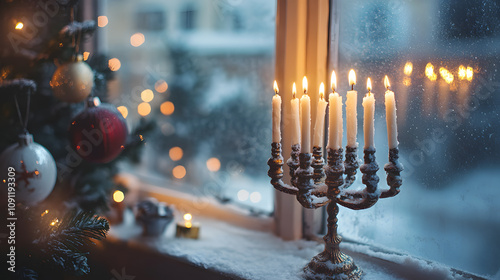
[304,251,362,280]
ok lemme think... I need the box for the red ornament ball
[69,97,128,163]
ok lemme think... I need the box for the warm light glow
[237,190,249,201]
[292,82,297,98]
[155,80,168,93]
[83,51,90,61]
[366,78,372,92]
[404,62,413,76]
[183,213,192,221]
[160,101,175,115]
[117,106,128,119]
[349,69,356,87]
[466,67,474,81]
[41,209,49,217]
[172,165,186,179]
[439,67,454,84]
[331,71,337,91]
[384,75,390,90]
[425,63,437,81]
[273,80,279,94]
[137,102,151,116]
[15,22,23,30]
[113,190,125,203]
[403,77,411,86]
[130,33,145,47]
[458,65,466,80]
[250,192,262,203]
[319,82,325,99]
[97,16,108,27]
[169,147,183,161]
[206,157,221,172]
[302,76,308,93]
[141,89,154,102]
[108,58,121,71]
[50,218,59,226]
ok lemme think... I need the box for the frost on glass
[334,0,500,276]
[105,0,276,213]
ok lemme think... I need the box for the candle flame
[404,62,413,76]
[15,22,23,30]
[319,82,325,99]
[292,82,297,98]
[466,66,473,81]
[273,80,279,94]
[458,65,466,80]
[184,213,192,222]
[331,71,337,91]
[302,76,308,93]
[425,63,437,81]
[349,69,356,87]
[366,78,372,93]
[439,67,454,84]
[384,75,390,89]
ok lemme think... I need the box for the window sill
[101,209,486,280]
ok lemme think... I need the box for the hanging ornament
[0,133,57,205]
[69,97,128,163]
[50,54,94,103]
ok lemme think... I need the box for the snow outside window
[332,0,500,277]
[103,0,276,214]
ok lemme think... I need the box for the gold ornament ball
[50,55,94,103]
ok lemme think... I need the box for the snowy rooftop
[108,210,487,280]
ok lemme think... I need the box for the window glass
[103,0,276,213]
[334,0,500,276]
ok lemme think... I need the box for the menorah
[268,141,403,279]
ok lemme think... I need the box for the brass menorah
[268,142,403,279]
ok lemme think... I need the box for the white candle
[337,95,343,148]
[362,78,375,149]
[290,83,301,146]
[346,69,358,147]
[272,81,281,143]
[300,76,311,153]
[327,71,340,149]
[313,82,327,148]
[384,76,398,149]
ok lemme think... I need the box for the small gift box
[135,198,174,236]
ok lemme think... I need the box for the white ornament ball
[0,133,57,206]
[50,54,94,103]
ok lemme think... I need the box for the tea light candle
[176,213,200,239]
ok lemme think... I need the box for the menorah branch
[267,142,298,195]
[380,148,404,198]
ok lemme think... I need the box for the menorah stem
[304,148,362,280]
[312,146,325,183]
[287,144,301,185]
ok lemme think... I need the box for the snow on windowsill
[108,210,484,280]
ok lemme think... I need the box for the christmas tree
[0,1,153,279]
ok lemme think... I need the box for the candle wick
[351,84,354,91]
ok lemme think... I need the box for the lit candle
[327,71,342,150]
[313,82,328,148]
[346,69,357,147]
[291,83,301,146]
[300,76,311,153]
[272,81,281,143]
[362,78,375,149]
[176,213,200,239]
[384,76,398,149]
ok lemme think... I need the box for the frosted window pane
[334,0,500,276]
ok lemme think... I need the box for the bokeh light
[108,58,121,71]
[404,61,413,76]
[15,22,23,30]
[169,147,183,161]
[113,190,125,203]
[206,157,221,172]
[172,165,186,179]
[183,213,192,221]
[250,192,262,203]
[141,89,154,102]
[237,190,249,201]
[117,106,128,119]
[137,102,151,116]
[155,80,168,93]
[160,101,175,115]
[83,51,90,61]
[97,16,108,27]
[130,33,145,47]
